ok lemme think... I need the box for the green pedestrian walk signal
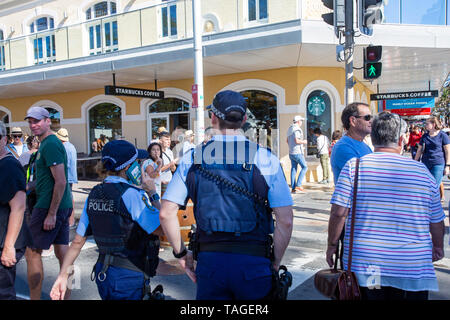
[363,45,382,80]
[365,62,382,79]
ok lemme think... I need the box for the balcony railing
[0,0,299,72]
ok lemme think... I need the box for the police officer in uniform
[50,140,162,300]
[160,90,294,300]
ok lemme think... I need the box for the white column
[193,0,205,144]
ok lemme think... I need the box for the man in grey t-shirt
[286,115,308,193]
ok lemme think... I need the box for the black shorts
[28,208,72,250]
[0,248,25,300]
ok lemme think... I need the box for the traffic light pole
[344,0,354,106]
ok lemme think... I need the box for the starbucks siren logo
[308,96,326,116]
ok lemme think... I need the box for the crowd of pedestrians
[0,107,78,300]
[0,98,449,301]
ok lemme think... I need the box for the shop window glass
[0,30,5,70]
[306,90,332,156]
[0,112,9,133]
[240,90,278,155]
[45,107,61,131]
[148,98,190,144]
[89,103,122,153]
[149,98,189,113]
[401,0,445,25]
[383,0,400,23]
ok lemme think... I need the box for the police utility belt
[189,164,274,261]
[92,254,142,282]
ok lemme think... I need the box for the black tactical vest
[86,182,159,276]
[185,139,274,244]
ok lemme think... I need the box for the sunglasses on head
[354,114,373,121]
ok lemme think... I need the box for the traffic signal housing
[322,0,345,37]
[358,0,384,35]
[363,45,382,80]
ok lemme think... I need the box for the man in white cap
[286,115,308,193]
[182,130,195,155]
[55,128,78,228]
[5,127,28,160]
[23,106,73,300]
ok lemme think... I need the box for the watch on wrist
[148,192,160,202]
[173,247,187,259]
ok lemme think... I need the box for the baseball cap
[25,106,50,120]
[293,115,305,122]
[101,140,149,172]
[206,90,247,121]
[55,128,69,142]
[185,130,194,136]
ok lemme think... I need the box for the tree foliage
[433,87,450,123]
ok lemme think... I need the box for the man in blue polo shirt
[159,90,294,300]
[331,102,373,184]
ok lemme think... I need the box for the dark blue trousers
[195,252,272,300]
[94,263,145,300]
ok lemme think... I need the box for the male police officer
[50,140,162,300]
[160,90,294,300]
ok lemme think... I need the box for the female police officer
[50,140,162,300]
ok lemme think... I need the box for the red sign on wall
[382,100,431,116]
[192,84,198,109]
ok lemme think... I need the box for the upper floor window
[85,1,118,55]
[30,16,54,33]
[383,0,448,25]
[29,16,56,65]
[86,1,117,20]
[0,30,5,70]
[248,0,268,23]
[161,0,177,38]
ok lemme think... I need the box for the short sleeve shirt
[331,153,445,291]
[162,135,293,208]
[76,176,160,237]
[287,125,304,155]
[160,148,174,183]
[63,141,78,184]
[419,131,450,166]
[141,159,162,197]
[0,155,31,249]
[330,135,372,184]
[35,134,73,209]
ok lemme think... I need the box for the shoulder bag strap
[347,157,360,273]
[6,145,19,159]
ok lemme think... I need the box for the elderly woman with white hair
[326,112,445,300]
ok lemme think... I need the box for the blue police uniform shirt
[76,176,160,237]
[163,135,293,208]
[330,135,372,185]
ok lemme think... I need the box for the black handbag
[314,158,362,300]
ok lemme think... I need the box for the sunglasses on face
[354,114,373,121]
[13,135,22,138]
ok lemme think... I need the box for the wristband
[148,192,160,202]
[173,247,187,259]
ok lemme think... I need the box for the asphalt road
[13,177,450,300]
